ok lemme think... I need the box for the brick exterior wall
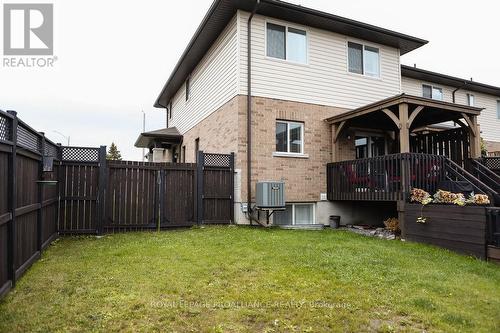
[238,96,349,202]
[181,97,241,162]
[179,95,349,205]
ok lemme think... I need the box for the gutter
[247,0,260,223]
[452,81,468,104]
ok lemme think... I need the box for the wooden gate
[58,148,234,233]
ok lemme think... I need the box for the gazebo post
[398,103,410,153]
[469,116,481,159]
[398,103,410,238]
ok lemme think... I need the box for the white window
[467,94,475,106]
[422,84,443,101]
[273,203,315,225]
[348,42,380,77]
[276,121,304,154]
[266,23,307,64]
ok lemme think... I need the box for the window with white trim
[347,42,380,77]
[273,203,315,225]
[266,23,307,64]
[467,94,475,106]
[422,84,443,101]
[276,120,304,154]
[497,100,500,119]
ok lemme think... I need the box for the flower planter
[404,203,487,259]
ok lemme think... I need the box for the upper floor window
[422,84,443,101]
[276,120,304,154]
[168,101,173,119]
[185,77,190,101]
[497,100,500,119]
[266,23,307,64]
[467,94,475,106]
[347,42,380,77]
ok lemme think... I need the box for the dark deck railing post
[37,133,46,252]
[196,150,204,225]
[7,111,18,287]
[97,146,107,234]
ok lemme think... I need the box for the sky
[0,0,498,160]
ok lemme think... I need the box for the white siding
[238,11,402,109]
[169,15,238,134]
[402,77,500,142]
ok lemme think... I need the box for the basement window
[266,23,307,64]
[275,120,304,154]
[273,203,315,225]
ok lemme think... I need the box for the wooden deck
[327,153,446,201]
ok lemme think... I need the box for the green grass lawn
[1,226,499,332]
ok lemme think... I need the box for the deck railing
[327,153,447,201]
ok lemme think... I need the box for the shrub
[383,217,399,233]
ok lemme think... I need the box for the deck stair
[444,158,500,206]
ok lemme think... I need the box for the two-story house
[137,0,500,225]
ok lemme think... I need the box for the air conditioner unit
[256,181,285,208]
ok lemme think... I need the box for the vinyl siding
[238,11,402,109]
[169,15,238,134]
[402,76,500,142]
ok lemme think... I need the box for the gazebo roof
[325,94,483,131]
[134,127,182,149]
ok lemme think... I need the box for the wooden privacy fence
[0,110,60,297]
[58,149,234,234]
[410,127,470,168]
[0,109,235,299]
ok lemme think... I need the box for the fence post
[158,169,165,231]
[7,111,18,287]
[37,133,46,252]
[56,144,62,232]
[229,152,235,224]
[97,146,107,234]
[196,150,204,225]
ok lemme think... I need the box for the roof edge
[401,65,500,97]
[154,0,225,108]
[154,0,428,108]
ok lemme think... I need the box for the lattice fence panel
[17,124,41,152]
[483,157,500,171]
[44,142,59,157]
[0,115,11,141]
[203,153,231,167]
[62,147,99,162]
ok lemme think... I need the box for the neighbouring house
[136,0,500,226]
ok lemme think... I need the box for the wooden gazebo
[326,93,483,163]
[323,93,494,202]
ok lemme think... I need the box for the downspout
[247,0,260,221]
[452,81,467,103]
